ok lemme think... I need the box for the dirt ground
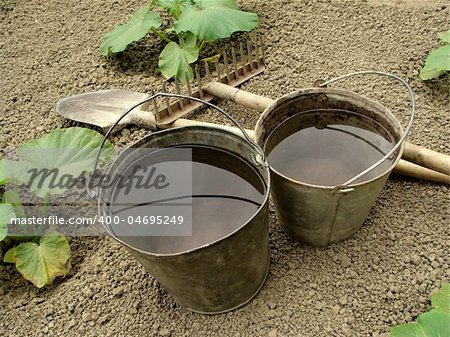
[0,0,449,336]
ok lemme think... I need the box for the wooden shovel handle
[394,159,450,184]
[403,143,450,175]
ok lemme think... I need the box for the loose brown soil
[0,0,449,336]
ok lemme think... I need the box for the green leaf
[390,323,427,337]
[14,232,71,288]
[157,0,190,18]
[390,284,450,337]
[3,247,16,263]
[419,44,450,80]
[432,284,450,312]
[6,127,115,197]
[390,310,450,337]
[1,159,31,186]
[2,190,32,236]
[158,33,199,81]
[417,310,450,337]
[101,4,162,55]
[439,30,450,43]
[3,190,26,219]
[0,203,15,241]
[174,0,258,42]
[195,0,239,9]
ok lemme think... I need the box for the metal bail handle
[318,70,416,187]
[87,92,266,199]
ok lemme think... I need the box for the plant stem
[35,192,51,236]
[151,28,173,44]
[172,10,180,21]
[41,192,51,218]
[178,33,185,47]
[201,53,221,62]
[7,234,36,242]
[11,184,33,235]
[198,40,206,52]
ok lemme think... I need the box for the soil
[0,0,449,336]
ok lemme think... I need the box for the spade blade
[56,89,151,131]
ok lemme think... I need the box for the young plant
[390,283,450,337]
[0,127,114,288]
[100,0,258,82]
[419,30,450,80]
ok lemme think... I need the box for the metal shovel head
[56,89,150,131]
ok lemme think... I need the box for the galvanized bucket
[92,95,270,314]
[254,72,415,247]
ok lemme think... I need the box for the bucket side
[126,202,269,314]
[328,174,390,245]
[99,126,271,313]
[270,171,340,247]
[256,88,404,246]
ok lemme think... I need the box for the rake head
[151,35,266,126]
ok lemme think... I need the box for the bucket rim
[256,87,406,190]
[99,125,271,258]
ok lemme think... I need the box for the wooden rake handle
[402,143,450,176]
[202,81,450,184]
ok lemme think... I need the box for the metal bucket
[254,72,415,247]
[92,95,270,314]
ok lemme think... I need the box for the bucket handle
[318,71,416,187]
[87,92,265,199]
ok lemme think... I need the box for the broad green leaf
[3,190,26,219]
[157,0,190,18]
[417,310,450,337]
[18,127,114,169]
[101,4,162,55]
[7,127,115,197]
[390,310,450,337]
[390,323,427,337]
[2,190,32,236]
[3,247,16,263]
[0,203,15,241]
[174,0,258,42]
[420,44,450,80]
[390,284,450,337]
[14,232,71,288]
[432,283,450,312]
[158,33,199,81]
[1,159,32,185]
[439,30,450,43]
[194,0,239,9]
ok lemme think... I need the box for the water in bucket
[266,110,396,186]
[108,145,265,254]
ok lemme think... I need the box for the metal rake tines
[152,35,266,126]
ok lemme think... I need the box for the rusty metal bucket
[92,95,270,314]
[254,72,415,247]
